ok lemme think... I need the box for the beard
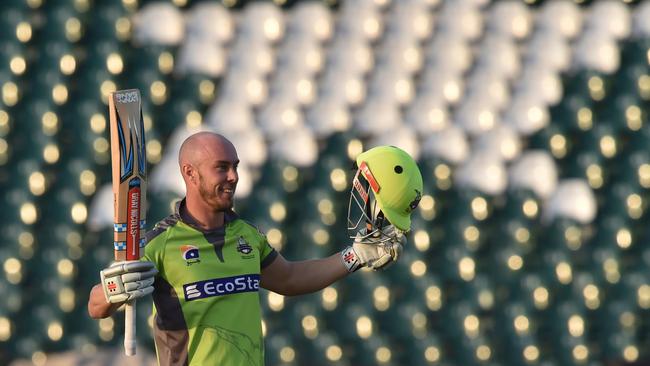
[198,173,234,211]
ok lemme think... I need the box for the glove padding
[341,225,406,272]
[100,261,157,304]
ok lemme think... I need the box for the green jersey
[142,199,277,366]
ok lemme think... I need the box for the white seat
[418,68,465,106]
[326,35,374,76]
[474,35,521,81]
[176,39,226,77]
[276,35,324,76]
[384,0,434,41]
[436,1,484,42]
[464,70,511,112]
[228,37,275,76]
[269,70,316,106]
[204,97,254,135]
[515,64,563,106]
[305,96,351,138]
[421,125,469,165]
[375,33,423,75]
[424,34,473,75]
[337,1,384,41]
[536,0,582,40]
[185,2,234,44]
[238,2,285,43]
[632,1,650,38]
[86,184,114,231]
[220,69,268,107]
[501,90,550,136]
[572,30,620,74]
[404,95,449,135]
[455,153,508,196]
[472,125,522,162]
[227,128,268,168]
[232,162,253,199]
[544,180,597,224]
[584,0,631,41]
[453,96,499,137]
[486,0,532,40]
[257,97,304,139]
[366,66,414,106]
[367,125,420,161]
[319,68,367,107]
[287,1,333,42]
[524,31,571,73]
[269,127,318,168]
[132,2,184,46]
[353,96,401,137]
[509,151,558,200]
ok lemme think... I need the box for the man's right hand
[100,261,157,304]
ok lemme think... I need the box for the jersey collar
[175,198,239,233]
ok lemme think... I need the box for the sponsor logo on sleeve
[183,274,261,301]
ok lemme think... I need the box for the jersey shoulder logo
[236,236,255,259]
[181,244,200,266]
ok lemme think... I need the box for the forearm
[88,284,124,319]
[282,253,349,296]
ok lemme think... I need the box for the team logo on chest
[181,244,201,266]
[236,236,255,259]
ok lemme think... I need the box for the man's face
[195,146,239,211]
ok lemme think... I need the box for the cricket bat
[108,89,147,356]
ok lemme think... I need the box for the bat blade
[109,89,147,262]
[108,89,147,356]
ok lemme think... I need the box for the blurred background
[1,0,650,365]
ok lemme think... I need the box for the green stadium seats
[82,3,128,42]
[2,1,650,364]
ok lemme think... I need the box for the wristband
[341,246,361,272]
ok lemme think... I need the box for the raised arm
[260,252,348,296]
[260,225,404,296]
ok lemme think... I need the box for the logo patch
[237,236,255,259]
[407,189,422,213]
[181,244,200,266]
[183,274,260,301]
[359,161,380,193]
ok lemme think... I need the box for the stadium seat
[4,1,650,364]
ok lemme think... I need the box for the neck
[184,195,225,230]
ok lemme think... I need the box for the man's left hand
[341,225,406,272]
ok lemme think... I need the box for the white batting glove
[100,261,157,304]
[341,225,406,272]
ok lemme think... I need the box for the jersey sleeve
[259,236,278,269]
[140,227,167,270]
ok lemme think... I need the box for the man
[88,132,422,366]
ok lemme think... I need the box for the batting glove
[341,225,406,272]
[100,261,157,304]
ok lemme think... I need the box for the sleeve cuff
[261,249,278,269]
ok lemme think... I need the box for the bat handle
[124,300,137,355]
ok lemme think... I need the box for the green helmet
[348,145,423,234]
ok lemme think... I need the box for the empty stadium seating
[2,0,650,365]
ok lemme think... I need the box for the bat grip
[124,300,137,355]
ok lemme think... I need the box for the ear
[182,164,197,184]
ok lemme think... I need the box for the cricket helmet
[348,145,423,241]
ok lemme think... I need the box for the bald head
[179,132,239,212]
[178,132,236,168]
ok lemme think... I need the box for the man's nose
[227,168,238,182]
